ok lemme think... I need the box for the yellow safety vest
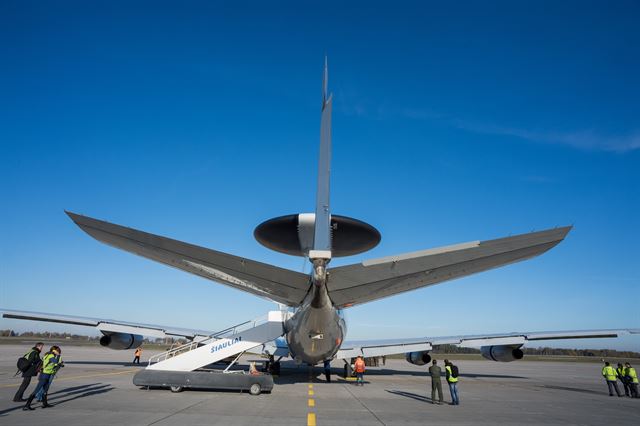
[42,353,60,375]
[627,367,638,384]
[617,367,626,379]
[602,365,617,381]
[446,365,458,383]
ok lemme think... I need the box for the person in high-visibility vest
[617,363,631,397]
[354,356,366,386]
[602,361,622,397]
[23,346,64,410]
[133,347,143,365]
[624,362,639,398]
[444,359,460,405]
[13,342,44,402]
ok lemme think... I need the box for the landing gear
[344,359,353,378]
[170,386,184,393]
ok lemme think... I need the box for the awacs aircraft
[3,61,638,372]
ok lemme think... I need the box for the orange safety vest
[135,348,142,356]
[354,359,365,373]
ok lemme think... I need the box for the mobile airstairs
[133,311,289,395]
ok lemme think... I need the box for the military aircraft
[3,59,637,370]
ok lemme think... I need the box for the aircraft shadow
[0,384,114,417]
[269,366,528,384]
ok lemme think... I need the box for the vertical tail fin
[311,57,332,259]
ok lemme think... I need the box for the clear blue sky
[1,1,638,351]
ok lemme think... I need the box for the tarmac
[0,344,638,425]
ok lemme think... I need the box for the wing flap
[336,328,640,359]
[2,309,215,339]
[66,212,309,306]
[328,227,571,307]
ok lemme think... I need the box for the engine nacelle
[99,332,143,350]
[481,345,524,362]
[405,351,432,366]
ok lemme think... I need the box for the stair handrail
[147,312,275,366]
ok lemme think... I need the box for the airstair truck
[133,311,287,395]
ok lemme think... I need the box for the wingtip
[64,210,81,223]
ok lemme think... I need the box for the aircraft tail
[311,57,333,260]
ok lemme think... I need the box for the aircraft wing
[66,212,310,306]
[335,328,640,359]
[2,309,216,340]
[327,226,571,308]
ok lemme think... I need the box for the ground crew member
[13,342,44,402]
[625,362,638,398]
[444,359,460,405]
[36,349,63,402]
[602,361,622,397]
[324,359,331,383]
[354,356,366,386]
[617,363,630,397]
[428,359,443,404]
[23,346,64,410]
[133,346,143,364]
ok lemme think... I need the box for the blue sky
[1,1,638,351]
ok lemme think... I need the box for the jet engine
[481,345,524,362]
[99,332,143,350]
[405,351,432,366]
[254,213,380,257]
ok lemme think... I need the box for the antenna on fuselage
[309,56,332,266]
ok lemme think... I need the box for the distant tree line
[3,330,637,358]
[433,344,639,358]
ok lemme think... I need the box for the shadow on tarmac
[0,383,114,417]
[539,385,603,395]
[386,389,433,403]
[65,361,145,367]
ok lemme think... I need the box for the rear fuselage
[285,278,345,365]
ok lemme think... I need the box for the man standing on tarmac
[625,362,639,398]
[602,361,623,397]
[444,359,460,405]
[354,356,366,386]
[324,359,331,383]
[13,342,44,402]
[617,363,631,397]
[428,359,443,404]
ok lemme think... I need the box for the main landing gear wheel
[170,386,184,393]
[249,383,262,396]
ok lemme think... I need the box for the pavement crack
[146,398,209,426]
[341,383,386,426]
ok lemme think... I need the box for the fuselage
[284,264,345,364]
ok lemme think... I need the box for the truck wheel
[249,383,261,395]
[170,386,184,393]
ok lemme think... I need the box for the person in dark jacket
[13,343,44,402]
[23,346,64,410]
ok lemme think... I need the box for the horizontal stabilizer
[328,226,572,307]
[66,211,310,306]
